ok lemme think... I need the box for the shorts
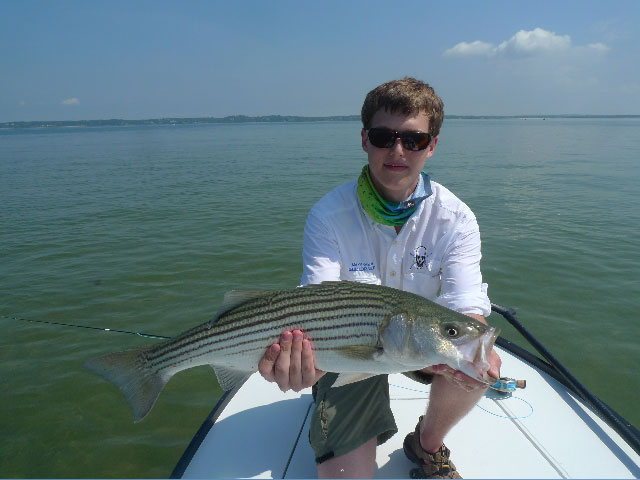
[308,373,397,464]
[308,371,435,464]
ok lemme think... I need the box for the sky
[1,0,639,122]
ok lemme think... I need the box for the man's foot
[403,416,462,479]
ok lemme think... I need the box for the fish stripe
[151,291,394,359]
[169,331,381,365]
[145,303,389,370]
[214,292,395,326]
[144,294,396,366]
[146,312,386,370]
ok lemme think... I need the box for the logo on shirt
[349,261,376,272]
[410,246,431,270]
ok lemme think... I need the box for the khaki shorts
[309,373,397,464]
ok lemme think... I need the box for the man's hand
[422,348,502,391]
[258,329,325,392]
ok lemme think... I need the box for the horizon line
[2,113,640,129]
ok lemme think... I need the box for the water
[1,119,639,477]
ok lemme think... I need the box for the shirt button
[392,240,397,246]
[390,271,396,277]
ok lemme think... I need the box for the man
[259,78,501,479]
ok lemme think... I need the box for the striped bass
[84,281,499,422]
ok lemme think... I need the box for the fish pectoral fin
[332,373,377,388]
[211,365,251,391]
[334,345,381,360]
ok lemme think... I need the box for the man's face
[361,109,437,203]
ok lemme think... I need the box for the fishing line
[477,397,534,419]
[1,314,171,340]
[389,382,534,420]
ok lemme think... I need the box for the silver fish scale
[144,283,404,373]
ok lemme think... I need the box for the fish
[84,281,499,422]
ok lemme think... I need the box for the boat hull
[173,344,640,479]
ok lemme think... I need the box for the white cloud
[586,42,610,53]
[443,28,608,59]
[443,40,494,57]
[62,97,80,105]
[496,28,570,56]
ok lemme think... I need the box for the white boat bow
[173,337,640,478]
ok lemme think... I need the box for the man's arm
[429,218,501,386]
[436,219,492,317]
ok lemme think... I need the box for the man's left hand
[423,348,502,391]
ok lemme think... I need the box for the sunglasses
[367,127,432,151]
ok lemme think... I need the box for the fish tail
[84,346,169,423]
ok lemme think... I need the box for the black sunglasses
[367,127,432,151]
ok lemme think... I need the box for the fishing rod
[491,303,640,457]
[1,315,171,340]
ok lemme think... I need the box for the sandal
[403,416,462,479]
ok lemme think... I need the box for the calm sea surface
[1,118,639,477]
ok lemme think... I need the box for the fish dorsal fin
[208,289,276,328]
[211,365,251,391]
[213,289,275,318]
[332,373,376,388]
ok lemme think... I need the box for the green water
[1,119,639,477]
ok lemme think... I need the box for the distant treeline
[0,115,360,129]
[2,114,639,129]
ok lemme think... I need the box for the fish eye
[445,326,459,338]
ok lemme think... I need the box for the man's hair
[361,77,444,136]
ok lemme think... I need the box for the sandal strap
[403,417,461,478]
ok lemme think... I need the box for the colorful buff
[357,165,432,227]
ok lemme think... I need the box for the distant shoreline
[2,114,639,129]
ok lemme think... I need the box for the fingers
[428,364,487,392]
[258,342,280,382]
[426,346,503,392]
[274,331,294,391]
[258,330,322,393]
[286,331,303,391]
[302,338,325,386]
[300,339,315,386]
[487,349,502,380]
[450,370,485,392]
[287,331,325,391]
[421,364,448,375]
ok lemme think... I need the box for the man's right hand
[258,329,325,392]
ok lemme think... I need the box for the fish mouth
[457,327,500,382]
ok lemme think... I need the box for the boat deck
[178,345,640,479]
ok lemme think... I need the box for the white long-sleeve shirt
[300,178,491,317]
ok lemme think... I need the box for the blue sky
[1,0,639,121]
